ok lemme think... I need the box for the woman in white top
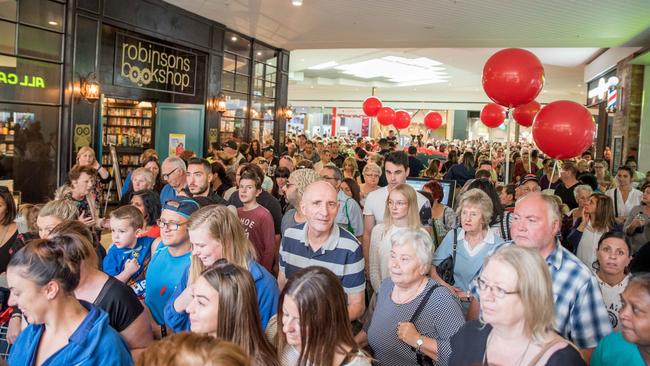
[568,193,617,269]
[623,181,650,254]
[606,166,642,225]
[369,183,426,292]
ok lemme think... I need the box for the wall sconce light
[79,72,100,103]
[281,105,294,120]
[207,93,228,114]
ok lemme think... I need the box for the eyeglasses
[157,219,187,231]
[162,167,178,180]
[320,175,338,181]
[477,277,518,298]
[257,159,268,164]
[387,200,408,208]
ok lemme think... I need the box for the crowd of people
[0,131,648,365]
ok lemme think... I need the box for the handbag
[409,283,439,366]
[435,228,457,285]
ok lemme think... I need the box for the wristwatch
[415,337,424,352]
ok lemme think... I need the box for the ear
[42,280,61,301]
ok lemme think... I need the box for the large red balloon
[482,48,545,108]
[393,110,411,129]
[376,107,395,126]
[532,100,595,160]
[513,100,541,127]
[480,103,507,128]
[363,97,382,117]
[424,112,443,129]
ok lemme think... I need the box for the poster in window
[169,133,186,157]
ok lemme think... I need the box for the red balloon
[376,107,395,126]
[393,110,411,129]
[513,100,541,127]
[482,48,545,108]
[424,112,443,129]
[480,103,507,128]
[363,97,382,117]
[532,100,595,160]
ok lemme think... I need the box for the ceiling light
[257,51,262,56]
[292,0,303,6]
[334,56,449,86]
[308,61,338,70]
[48,21,58,26]
[231,36,237,41]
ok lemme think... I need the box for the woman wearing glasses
[360,162,381,208]
[187,260,278,366]
[449,245,585,365]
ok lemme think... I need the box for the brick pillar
[611,56,644,166]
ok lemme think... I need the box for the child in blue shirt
[103,205,154,300]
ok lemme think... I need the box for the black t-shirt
[94,276,144,332]
[449,320,585,366]
[0,230,19,274]
[555,182,580,210]
[228,190,282,235]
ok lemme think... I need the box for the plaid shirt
[471,242,612,348]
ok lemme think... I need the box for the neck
[395,276,426,293]
[243,201,259,210]
[564,178,577,186]
[45,296,88,336]
[394,217,409,227]
[539,240,557,259]
[294,209,306,223]
[620,185,631,192]
[638,345,650,361]
[490,320,528,342]
[168,241,191,256]
[71,191,85,200]
[307,225,332,249]
[465,229,487,244]
[597,270,626,286]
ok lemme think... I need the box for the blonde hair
[456,188,493,229]
[137,333,250,366]
[481,245,555,342]
[18,203,42,234]
[39,199,79,221]
[343,157,359,174]
[186,205,254,285]
[382,184,422,234]
[75,146,96,166]
[140,149,158,164]
[131,167,155,190]
[362,162,382,176]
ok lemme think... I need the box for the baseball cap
[518,174,539,187]
[262,146,274,153]
[224,140,238,150]
[162,198,200,218]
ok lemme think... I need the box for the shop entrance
[154,103,205,159]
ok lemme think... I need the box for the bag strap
[527,337,564,366]
[431,220,440,248]
[343,198,355,235]
[614,189,619,217]
[452,228,457,263]
[410,283,439,323]
[505,212,511,241]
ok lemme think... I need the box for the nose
[7,292,16,307]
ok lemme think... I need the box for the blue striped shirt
[280,223,365,294]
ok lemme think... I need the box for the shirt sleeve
[347,199,364,236]
[278,238,287,275]
[104,279,145,332]
[261,210,277,271]
[432,230,453,266]
[163,266,191,333]
[426,286,466,365]
[102,247,122,277]
[341,244,366,295]
[569,275,613,348]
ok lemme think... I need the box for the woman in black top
[449,246,584,366]
[444,151,476,187]
[49,220,153,357]
[0,186,20,276]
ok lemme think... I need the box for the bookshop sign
[114,33,197,96]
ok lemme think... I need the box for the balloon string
[549,160,558,190]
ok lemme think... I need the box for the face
[385,162,408,190]
[619,283,650,346]
[617,170,632,187]
[301,183,338,236]
[461,204,484,233]
[224,146,237,158]
[238,178,261,204]
[596,237,631,276]
[189,224,224,267]
[559,168,573,181]
[279,156,294,171]
[388,190,409,221]
[304,143,313,154]
[187,276,219,335]
[499,188,512,206]
[319,169,340,190]
[159,210,190,247]
[576,190,591,209]
[187,165,212,196]
[7,267,52,324]
[340,181,353,199]
[363,169,380,187]
[583,196,598,215]
[281,295,302,347]
[0,198,7,222]
[72,173,95,196]
[132,174,150,192]
[577,161,588,172]
[284,177,299,206]
[478,259,524,328]
[37,215,62,239]
[321,150,331,163]
[593,163,605,177]
[389,243,426,287]
[77,151,94,166]
[144,161,160,178]
[130,195,147,220]
[511,196,559,252]
[627,162,638,172]
[519,181,541,197]
[110,218,140,248]
[643,187,650,205]
[161,162,185,189]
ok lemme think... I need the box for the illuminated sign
[114,33,197,95]
[0,72,45,88]
[586,69,618,106]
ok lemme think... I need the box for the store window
[251,43,277,144]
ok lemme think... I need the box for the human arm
[347,291,366,321]
[362,214,376,272]
[92,160,112,182]
[568,276,612,356]
[278,271,287,290]
[121,310,154,358]
[566,217,585,253]
[115,258,140,283]
[163,266,191,333]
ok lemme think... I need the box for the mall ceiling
[164,0,650,49]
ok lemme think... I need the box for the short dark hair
[385,151,409,169]
[478,160,492,167]
[408,146,418,155]
[109,205,144,231]
[239,163,265,184]
[0,187,16,225]
[131,190,161,226]
[618,165,633,177]
[239,169,262,190]
[561,162,578,177]
[187,157,211,172]
[475,169,492,180]
[68,166,96,182]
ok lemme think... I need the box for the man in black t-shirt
[555,162,580,210]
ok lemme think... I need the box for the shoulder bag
[409,283,439,366]
[435,228,457,285]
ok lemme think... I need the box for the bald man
[278,181,366,320]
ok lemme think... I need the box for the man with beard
[185,158,227,205]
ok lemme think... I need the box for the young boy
[237,169,275,273]
[103,205,155,300]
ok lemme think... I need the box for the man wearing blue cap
[145,198,199,338]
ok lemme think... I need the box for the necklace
[393,277,427,305]
[484,332,532,366]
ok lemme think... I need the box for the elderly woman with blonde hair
[360,162,382,207]
[450,245,585,365]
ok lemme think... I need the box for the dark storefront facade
[0,0,290,203]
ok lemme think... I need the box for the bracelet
[10,313,22,319]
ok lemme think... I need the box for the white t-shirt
[576,225,604,270]
[596,274,630,331]
[606,188,642,218]
[362,186,431,226]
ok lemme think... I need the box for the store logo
[114,34,196,95]
[0,72,45,88]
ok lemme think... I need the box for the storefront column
[611,56,644,166]
[638,65,650,173]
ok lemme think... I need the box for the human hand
[79,211,95,227]
[7,316,21,344]
[396,321,420,347]
[123,258,140,275]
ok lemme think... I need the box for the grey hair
[362,162,382,176]
[131,167,155,189]
[573,184,593,199]
[163,156,187,172]
[390,229,433,274]
[456,188,493,229]
[321,164,343,181]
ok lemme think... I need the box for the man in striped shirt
[279,180,366,320]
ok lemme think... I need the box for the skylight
[334,56,448,86]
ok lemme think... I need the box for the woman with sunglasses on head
[279,266,371,366]
[449,245,584,366]
[187,260,278,366]
[567,193,618,269]
[6,235,133,365]
[164,205,278,333]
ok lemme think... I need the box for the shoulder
[336,228,362,251]
[366,187,387,200]
[453,319,489,342]
[546,342,586,365]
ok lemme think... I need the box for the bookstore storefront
[1,0,289,203]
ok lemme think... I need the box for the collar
[457,228,497,244]
[545,242,563,271]
[301,223,339,252]
[69,301,100,346]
